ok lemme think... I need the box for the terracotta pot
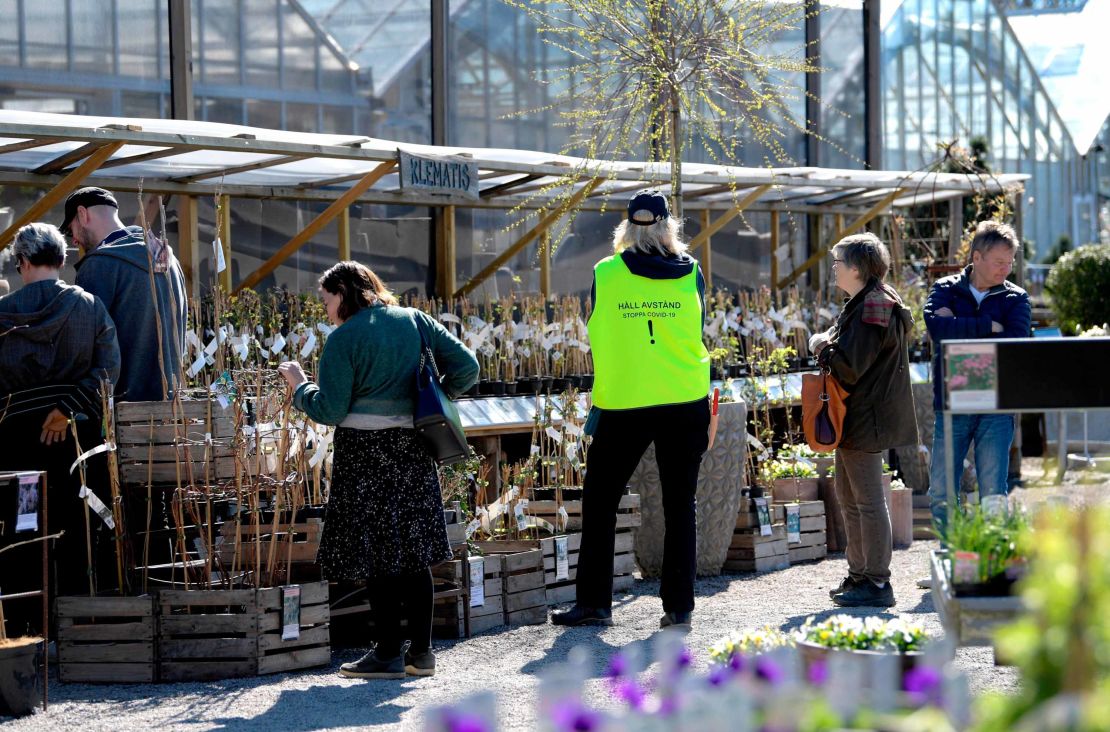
[771,477,819,502]
[0,637,43,717]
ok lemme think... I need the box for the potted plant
[795,614,928,676]
[709,626,793,665]
[761,458,819,502]
[942,503,1030,597]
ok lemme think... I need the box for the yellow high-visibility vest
[587,254,710,409]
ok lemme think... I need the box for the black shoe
[339,650,405,679]
[550,605,613,626]
[832,580,896,608]
[404,648,436,677]
[659,611,692,630]
[829,576,864,599]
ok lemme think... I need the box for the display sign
[785,504,801,544]
[282,585,301,640]
[398,149,480,199]
[469,557,485,607]
[945,342,998,411]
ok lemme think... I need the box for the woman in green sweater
[279,261,479,679]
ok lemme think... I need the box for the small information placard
[282,585,301,641]
[398,149,480,199]
[469,557,485,607]
[945,342,998,411]
[554,536,570,581]
[755,497,772,536]
[785,504,801,544]
[15,472,39,533]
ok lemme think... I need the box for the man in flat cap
[65,187,187,401]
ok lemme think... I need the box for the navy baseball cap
[627,189,670,225]
[60,187,118,235]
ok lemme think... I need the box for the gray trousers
[834,447,892,585]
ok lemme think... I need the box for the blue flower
[806,659,828,686]
[443,711,487,732]
[551,701,601,732]
[903,665,943,705]
[755,656,784,686]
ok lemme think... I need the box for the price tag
[513,502,528,532]
[754,497,772,537]
[786,504,801,544]
[554,535,570,581]
[469,557,485,607]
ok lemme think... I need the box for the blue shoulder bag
[412,312,469,465]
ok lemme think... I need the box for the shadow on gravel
[202,682,408,730]
[518,628,655,679]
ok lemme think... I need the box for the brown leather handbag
[801,368,849,452]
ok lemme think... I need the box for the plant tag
[530,444,541,456]
[786,504,801,543]
[15,472,39,533]
[438,312,461,324]
[213,237,226,273]
[187,353,206,378]
[554,535,570,581]
[281,585,301,640]
[513,501,528,532]
[465,518,481,539]
[545,426,562,443]
[953,551,980,584]
[469,557,485,607]
[557,505,569,531]
[299,331,317,358]
[755,497,772,536]
[270,333,286,354]
[78,485,115,529]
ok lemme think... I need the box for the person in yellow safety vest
[551,189,711,630]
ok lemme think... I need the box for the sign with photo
[945,342,998,411]
[785,504,801,544]
[754,497,772,536]
[281,585,301,641]
[16,473,39,533]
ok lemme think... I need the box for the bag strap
[412,310,443,383]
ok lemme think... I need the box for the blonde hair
[611,217,687,257]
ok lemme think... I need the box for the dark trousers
[367,567,433,658]
[575,398,710,614]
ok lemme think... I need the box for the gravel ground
[2,539,1015,732]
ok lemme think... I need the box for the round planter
[796,638,923,681]
[0,637,43,718]
[631,400,748,576]
[889,487,913,548]
[771,477,819,502]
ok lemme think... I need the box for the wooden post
[338,206,351,261]
[770,210,780,292]
[949,195,964,263]
[0,141,125,252]
[236,160,396,292]
[890,214,904,285]
[699,210,713,289]
[177,196,200,298]
[218,194,231,292]
[435,205,457,298]
[540,229,551,297]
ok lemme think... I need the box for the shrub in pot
[1045,244,1110,333]
[761,458,819,502]
[943,501,1030,596]
[795,614,928,676]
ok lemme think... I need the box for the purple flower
[551,701,601,732]
[444,712,487,732]
[606,652,627,679]
[728,652,745,673]
[675,647,693,670]
[903,665,943,705]
[755,656,785,686]
[707,666,730,687]
[658,695,680,717]
[614,679,645,710]
[806,659,828,686]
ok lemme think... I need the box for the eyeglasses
[831,258,845,265]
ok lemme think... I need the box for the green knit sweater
[293,305,479,426]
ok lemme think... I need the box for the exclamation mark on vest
[648,320,655,344]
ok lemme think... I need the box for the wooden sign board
[398,149,479,199]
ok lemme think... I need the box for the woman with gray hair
[808,233,918,608]
[553,190,711,629]
[0,222,121,616]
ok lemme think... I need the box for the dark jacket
[0,279,120,404]
[818,279,918,452]
[74,226,187,402]
[924,266,1031,409]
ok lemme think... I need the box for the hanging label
[69,441,116,475]
[557,505,569,531]
[554,535,570,581]
[754,497,772,537]
[513,501,528,532]
[786,504,801,544]
[545,426,562,444]
[270,333,287,355]
[299,331,317,359]
[282,585,302,640]
[79,485,116,529]
[469,557,485,607]
[213,237,226,274]
[187,353,207,378]
[465,518,481,539]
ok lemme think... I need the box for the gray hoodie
[0,279,120,402]
[74,226,187,402]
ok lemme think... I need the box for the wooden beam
[540,229,551,297]
[99,146,199,170]
[338,206,351,261]
[699,210,713,289]
[218,194,232,291]
[0,138,63,155]
[454,179,601,298]
[589,182,648,199]
[776,188,905,289]
[0,141,124,253]
[172,155,308,184]
[683,183,754,199]
[770,210,780,291]
[479,174,542,199]
[435,205,456,297]
[235,160,396,292]
[687,185,770,252]
[177,195,200,298]
[32,141,111,175]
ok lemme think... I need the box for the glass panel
[320,105,353,134]
[349,204,431,299]
[199,0,242,85]
[23,3,67,70]
[285,102,318,133]
[201,96,244,124]
[121,91,162,118]
[821,1,866,168]
[281,3,317,90]
[0,0,19,65]
[243,0,279,88]
[246,99,282,129]
[118,0,162,79]
[71,0,115,73]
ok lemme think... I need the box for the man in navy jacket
[924,221,1031,535]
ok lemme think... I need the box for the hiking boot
[404,648,436,677]
[659,611,692,630]
[832,580,896,608]
[339,650,405,679]
[550,605,613,626]
[829,576,863,599]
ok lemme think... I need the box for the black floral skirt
[319,427,452,580]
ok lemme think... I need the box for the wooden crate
[723,525,789,573]
[158,580,330,681]
[780,501,828,565]
[115,399,238,486]
[462,555,506,636]
[430,554,505,639]
[217,518,322,571]
[734,498,786,530]
[539,531,636,606]
[527,493,642,533]
[929,550,1023,647]
[56,595,156,683]
[472,542,547,626]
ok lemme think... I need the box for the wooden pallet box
[539,531,637,605]
[723,525,790,573]
[471,541,546,626]
[779,501,828,565]
[158,580,330,681]
[56,595,156,683]
[217,518,322,573]
[527,493,642,533]
[464,555,505,636]
[431,555,505,638]
[930,550,1023,647]
[115,399,238,486]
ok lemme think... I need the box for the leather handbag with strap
[801,367,849,452]
[412,313,469,466]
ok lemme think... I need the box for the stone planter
[796,638,923,681]
[0,637,43,717]
[771,477,819,502]
[630,400,747,577]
